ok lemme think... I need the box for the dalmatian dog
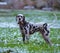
[16,14,52,46]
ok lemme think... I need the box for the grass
[0,10,60,53]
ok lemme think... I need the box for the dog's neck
[19,21,28,26]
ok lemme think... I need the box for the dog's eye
[17,16,20,17]
[21,16,22,17]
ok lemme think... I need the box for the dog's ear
[23,16,25,18]
[43,23,47,28]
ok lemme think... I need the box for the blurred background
[0,0,60,10]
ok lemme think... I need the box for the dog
[16,14,52,46]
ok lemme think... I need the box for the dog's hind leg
[42,34,52,46]
[40,30,52,46]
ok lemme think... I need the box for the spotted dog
[16,14,52,46]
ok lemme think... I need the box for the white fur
[18,14,23,17]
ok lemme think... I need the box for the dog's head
[43,23,50,36]
[16,14,25,24]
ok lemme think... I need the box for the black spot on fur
[46,33,48,36]
[47,30,49,33]
[36,26,37,27]
[29,24,32,30]
[43,23,47,28]
[33,26,35,29]
[24,27,27,34]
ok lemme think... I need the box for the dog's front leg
[22,34,29,43]
[22,34,25,43]
[25,27,30,43]
[25,34,29,43]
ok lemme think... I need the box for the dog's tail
[48,13,57,28]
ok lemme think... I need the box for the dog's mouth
[18,21,23,24]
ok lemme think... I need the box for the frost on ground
[0,16,60,28]
[0,22,18,28]
[0,16,59,28]
[0,44,60,53]
[0,47,29,53]
[0,22,60,28]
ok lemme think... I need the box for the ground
[0,10,60,53]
